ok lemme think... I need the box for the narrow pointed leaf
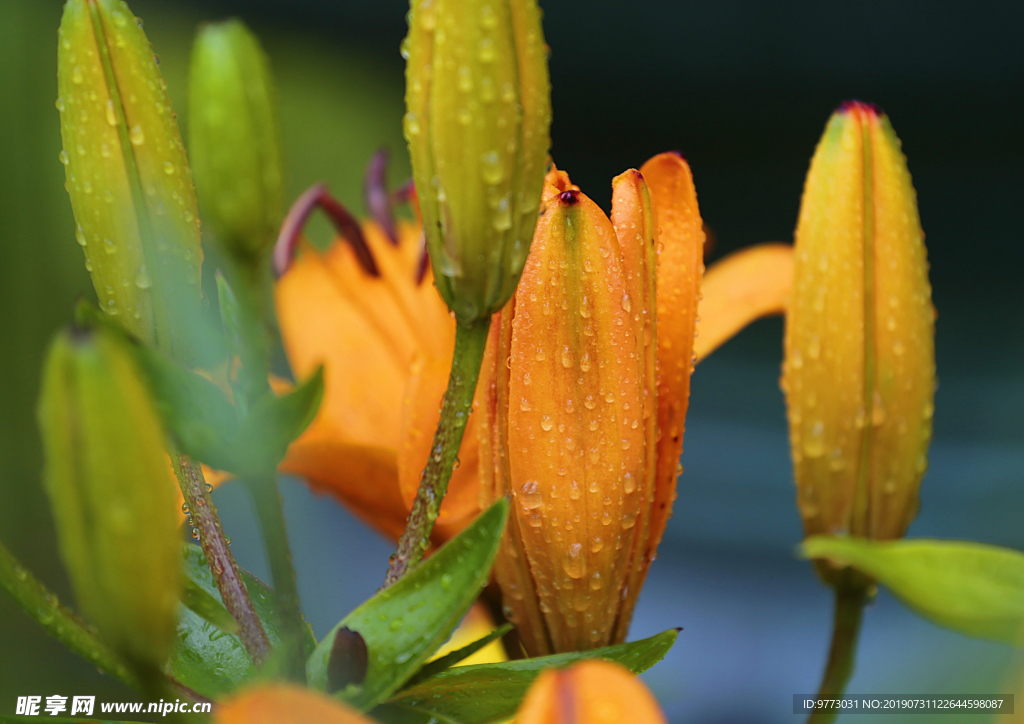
[404,624,513,688]
[307,499,509,710]
[803,536,1024,644]
[372,629,678,724]
[171,545,316,698]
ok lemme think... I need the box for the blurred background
[1,1,1022,721]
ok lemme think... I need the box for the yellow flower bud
[57,0,203,358]
[189,20,283,261]
[782,102,935,546]
[38,326,181,671]
[403,0,552,323]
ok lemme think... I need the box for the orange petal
[695,243,794,362]
[397,352,482,527]
[276,242,407,450]
[215,683,374,724]
[516,660,667,724]
[608,169,658,644]
[636,152,704,623]
[280,432,408,542]
[507,187,644,653]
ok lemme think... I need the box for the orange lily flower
[515,660,667,724]
[273,155,794,554]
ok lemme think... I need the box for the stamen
[273,182,379,278]
[415,231,430,285]
[364,149,399,246]
[391,178,415,206]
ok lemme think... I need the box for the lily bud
[516,660,667,724]
[403,0,552,323]
[189,20,283,261]
[57,0,203,358]
[38,326,181,671]
[478,159,704,655]
[782,102,935,547]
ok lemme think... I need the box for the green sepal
[307,499,509,710]
[372,629,679,724]
[231,367,323,477]
[803,536,1024,645]
[403,623,513,689]
[170,544,316,699]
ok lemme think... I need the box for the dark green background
[1,1,1021,721]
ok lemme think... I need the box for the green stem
[384,317,491,587]
[0,537,140,689]
[172,453,271,666]
[807,582,868,724]
[246,472,306,682]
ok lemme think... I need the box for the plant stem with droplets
[172,453,271,666]
[807,579,869,724]
[247,471,307,682]
[384,317,491,587]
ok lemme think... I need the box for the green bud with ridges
[38,326,181,673]
[57,0,203,360]
[404,0,552,324]
[189,19,283,261]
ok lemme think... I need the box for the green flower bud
[38,326,181,671]
[57,0,203,360]
[189,20,284,261]
[404,0,552,323]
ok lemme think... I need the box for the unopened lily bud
[189,20,283,261]
[478,160,703,655]
[782,102,935,547]
[516,660,667,724]
[38,326,181,671]
[57,0,203,358]
[403,0,552,323]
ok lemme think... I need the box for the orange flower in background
[215,683,374,724]
[272,155,795,555]
[515,660,667,724]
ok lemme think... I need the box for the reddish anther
[273,183,379,278]
[364,149,399,246]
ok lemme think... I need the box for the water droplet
[561,544,585,577]
[804,421,826,458]
[493,194,512,231]
[105,100,117,126]
[584,395,596,410]
[135,265,151,289]
[540,415,554,432]
[519,397,531,411]
[103,238,116,254]
[480,150,504,185]
[621,512,637,529]
[579,352,591,372]
[590,537,604,553]
[457,65,473,92]
[163,161,175,175]
[621,294,631,312]
[605,392,615,403]
[181,502,190,514]
[55,97,64,112]
[58,150,69,165]
[129,125,145,145]
[399,37,411,59]
[478,37,496,63]
[560,347,572,368]
[623,473,636,494]
[71,65,83,84]
[74,226,86,246]
[521,481,543,509]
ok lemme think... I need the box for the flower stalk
[383,316,491,586]
[808,578,870,724]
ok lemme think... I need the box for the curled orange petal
[695,243,794,362]
[215,683,374,724]
[516,660,667,724]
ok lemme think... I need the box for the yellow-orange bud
[403,0,552,323]
[479,158,704,654]
[515,660,667,724]
[782,102,935,544]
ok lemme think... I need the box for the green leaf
[308,499,509,710]
[132,344,239,470]
[170,544,316,698]
[802,536,1024,645]
[372,629,679,724]
[404,624,514,689]
[232,367,324,476]
[181,575,239,634]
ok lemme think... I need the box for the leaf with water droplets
[803,536,1024,645]
[307,499,508,711]
[372,629,679,724]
